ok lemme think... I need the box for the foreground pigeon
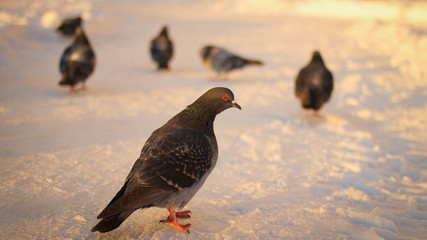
[91,87,241,234]
[200,45,263,80]
[150,26,173,70]
[295,50,333,115]
[59,26,96,91]
[57,16,82,36]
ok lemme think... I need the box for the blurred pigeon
[59,26,96,91]
[200,45,263,80]
[57,16,82,36]
[91,87,241,234]
[295,50,333,115]
[150,26,173,70]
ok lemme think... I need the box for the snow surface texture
[1,0,426,239]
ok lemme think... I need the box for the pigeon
[57,16,82,36]
[200,45,263,80]
[59,26,96,91]
[295,50,333,116]
[150,26,173,70]
[91,87,241,234]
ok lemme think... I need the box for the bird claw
[175,210,191,219]
[159,208,192,233]
[159,218,191,233]
[313,111,322,118]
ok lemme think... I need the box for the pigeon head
[56,16,82,36]
[160,26,169,37]
[311,50,324,65]
[200,46,215,61]
[195,87,241,113]
[173,87,241,132]
[68,16,82,28]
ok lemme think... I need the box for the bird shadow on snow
[269,111,329,127]
[128,66,160,75]
[218,74,262,83]
[126,66,221,84]
[35,87,80,99]
[36,87,108,99]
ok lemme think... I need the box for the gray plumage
[295,50,333,112]
[59,26,96,91]
[57,16,82,36]
[150,26,173,70]
[200,45,263,79]
[91,87,241,233]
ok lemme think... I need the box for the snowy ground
[1,0,426,239]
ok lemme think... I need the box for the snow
[1,0,426,239]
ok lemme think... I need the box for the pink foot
[79,83,87,90]
[159,208,191,233]
[313,111,322,118]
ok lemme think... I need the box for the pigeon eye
[222,95,228,101]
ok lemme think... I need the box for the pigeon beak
[231,100,242,110]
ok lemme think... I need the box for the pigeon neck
[75,29,90,45]
[172,104,216,135]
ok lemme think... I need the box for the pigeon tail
[58,76,73,86]
[302,88,322,110]
[309,88,318,109]
[58,73,79,87]
[91,211,134,233]
[58,79,69,86]
[97,178,130,219]
[158,61,169,70]
[301,88,311,109]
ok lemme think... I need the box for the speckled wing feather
[150,38,172,62]
[61,42,94,68]
[150,28,173,69]
[295,58,333,110]
[295,65,313,98]
[59,43,95,85]
[221,56,249,72]
[59,46,73,73]
[97,128,213,219]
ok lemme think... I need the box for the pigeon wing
[151,38,173,62]
[295,66,311,98]
[221,55,249,72]
[59,46,73,73]
[97,128,213,219]
[321,68,334,102]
